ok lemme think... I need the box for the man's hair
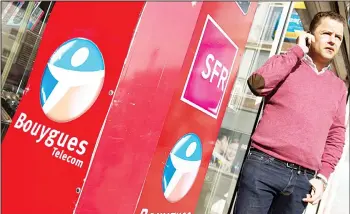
[309,11,346,33]
[217,133,227,142]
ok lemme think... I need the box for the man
[211,134,229,168]
[233,11,348,214]
[226,139,239,163]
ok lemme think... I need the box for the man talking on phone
[233,11,348,214]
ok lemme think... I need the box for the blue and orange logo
[162,133,202,203]
[40,38,105,123]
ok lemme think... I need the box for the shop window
[195,2,293,214]
[1,1,55,140]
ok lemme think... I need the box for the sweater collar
[303,54,331,75]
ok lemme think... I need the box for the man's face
[220,136,229,153]
[214,136,228,154]
[226,143,239,161]
[310,17,344,63]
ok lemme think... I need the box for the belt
[250,148,316,175]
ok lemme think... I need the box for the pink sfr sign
[181,15,238,119]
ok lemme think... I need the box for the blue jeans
[233,149,315,214]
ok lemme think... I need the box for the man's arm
[247,32,315,97]
[318,90,348,180]
[303,88,347,205]
[247,45,304,97]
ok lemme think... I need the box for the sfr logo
[181,15,238,119]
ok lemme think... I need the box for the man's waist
[249,146,317,175]
[251,129,325,169]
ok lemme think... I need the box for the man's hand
[302,178,325,205]
[296,32,315,54]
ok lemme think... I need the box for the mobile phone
[306,31,312,48]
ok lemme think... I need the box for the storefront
[1,2,349,214]
[196,2,350,214]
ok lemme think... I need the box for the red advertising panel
[2,2,144,214]
[135,2,257,214]
[74,3,204,214]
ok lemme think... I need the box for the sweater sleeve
[247,45,305,97]
[318,89,348,179]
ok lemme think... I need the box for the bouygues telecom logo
[40,37,105,123]
[12,37,104,169]
[162,133,202,203]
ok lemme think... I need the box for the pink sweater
[248,45,347,179]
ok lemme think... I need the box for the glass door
[1,1,55,139]
[195,2,293,214]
